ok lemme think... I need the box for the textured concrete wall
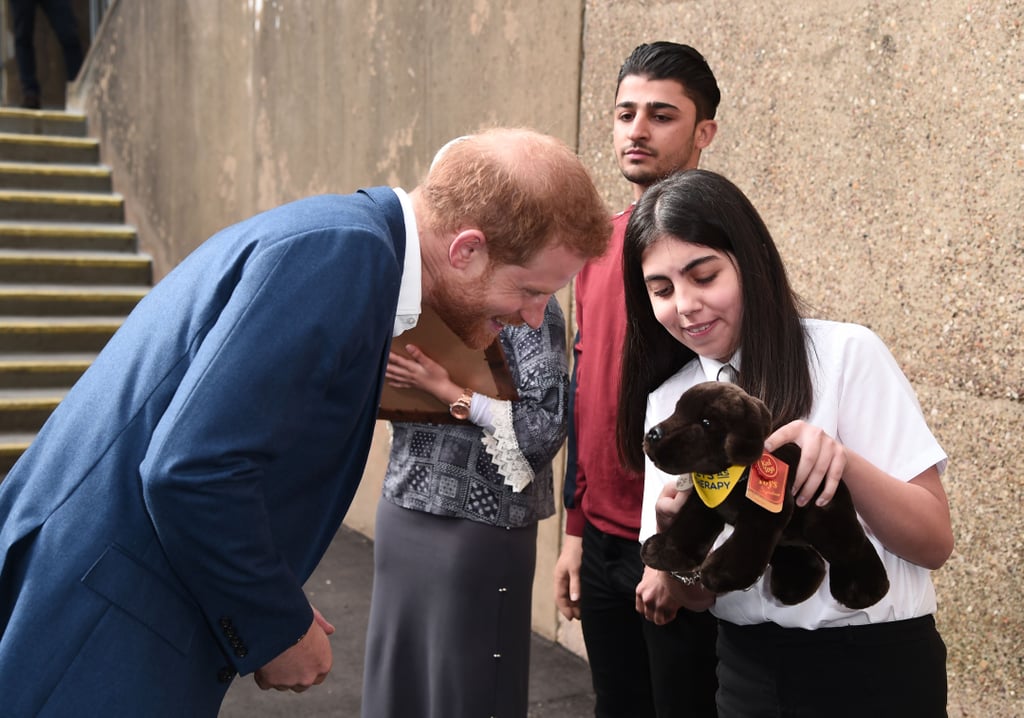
[68,0,588,644]
[71,0,587,279]
[578,2,1022,715]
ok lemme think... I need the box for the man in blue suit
[0,127,611,717]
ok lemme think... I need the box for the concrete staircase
[0,108,150,475]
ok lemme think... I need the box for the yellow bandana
[691,465,748,508]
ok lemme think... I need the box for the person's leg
[714,622,780,718]
[579,522,656,718]
[774,615,947,717]
[718,616,947,718]
[8,0,40,103]
[38,0,83,80]
[642,607,719,718]
[362,501,537,718]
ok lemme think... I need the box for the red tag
[745,452,789,513]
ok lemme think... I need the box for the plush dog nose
[645,426,663,444]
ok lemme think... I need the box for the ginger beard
[431,264,519,350]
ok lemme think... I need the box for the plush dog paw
[828,552,890,609]
[768,544,826,605]
[700,551,765,594]
[640,534,700,573]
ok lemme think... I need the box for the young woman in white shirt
[616,169,953,717]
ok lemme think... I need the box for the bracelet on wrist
[670,570,702,586]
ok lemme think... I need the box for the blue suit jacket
[0,187,406,716]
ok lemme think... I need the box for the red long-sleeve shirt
[565,206,644,540]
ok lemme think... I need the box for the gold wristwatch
[449,388,473,420]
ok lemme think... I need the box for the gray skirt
[361,499,538,718]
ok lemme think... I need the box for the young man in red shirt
[555,42,722,717]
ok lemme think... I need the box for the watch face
[450,391,472,420]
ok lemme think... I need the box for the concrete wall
[577,3,1022,716]
[67,0,1022,714]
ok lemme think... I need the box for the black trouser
[580,521,719,718]
[716,615,947,718]
[8,0,84,96]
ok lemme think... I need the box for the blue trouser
[8,0,84,96]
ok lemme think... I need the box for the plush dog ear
[723,395,772,465]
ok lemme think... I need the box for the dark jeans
[580,521,719,718]
[8,0,84,96]
[716,615,947,718]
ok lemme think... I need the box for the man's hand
[254,606,336,692]
[554,535,584,620]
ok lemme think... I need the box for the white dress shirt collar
[697,349,743,383]
[391,187,422,337]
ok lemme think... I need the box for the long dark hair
[616,170,813,472]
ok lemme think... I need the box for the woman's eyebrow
[685,255,720,271]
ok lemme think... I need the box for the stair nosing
[0,221,136,236]
[0,161,111,178]
[0,249,150,263]
[0,132,98,148]
[0,359,95,370]
[0,317,126,327]
[0,189,123,204]
[0,283,148,295]
[0,107,86,120]
[0,392,65,405]
[0,435,36,452]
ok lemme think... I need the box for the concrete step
[0,161,113,193]
[0,190,124,223]
[0,221,137,252]
[0,284,146,315]
[0,432,34,474]
[0,132,99,164]
[0,250,151,285]
[0,108,87,137]
[0,388,65,432]
[0,352,94,388]
[0,317,123,353]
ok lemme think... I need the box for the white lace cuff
[479,399,535,492]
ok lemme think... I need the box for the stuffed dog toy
[641,381,889,609]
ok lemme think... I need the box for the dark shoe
[21,94,41,110]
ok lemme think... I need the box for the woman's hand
[654,481,690,533]
[635,566,715,624]
[635,484,715,623]
[767,422,952,569]
[385,344,459,405]
[764,420,847,507]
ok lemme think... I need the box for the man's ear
[694,119,718,150]
[448,229,487,269]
